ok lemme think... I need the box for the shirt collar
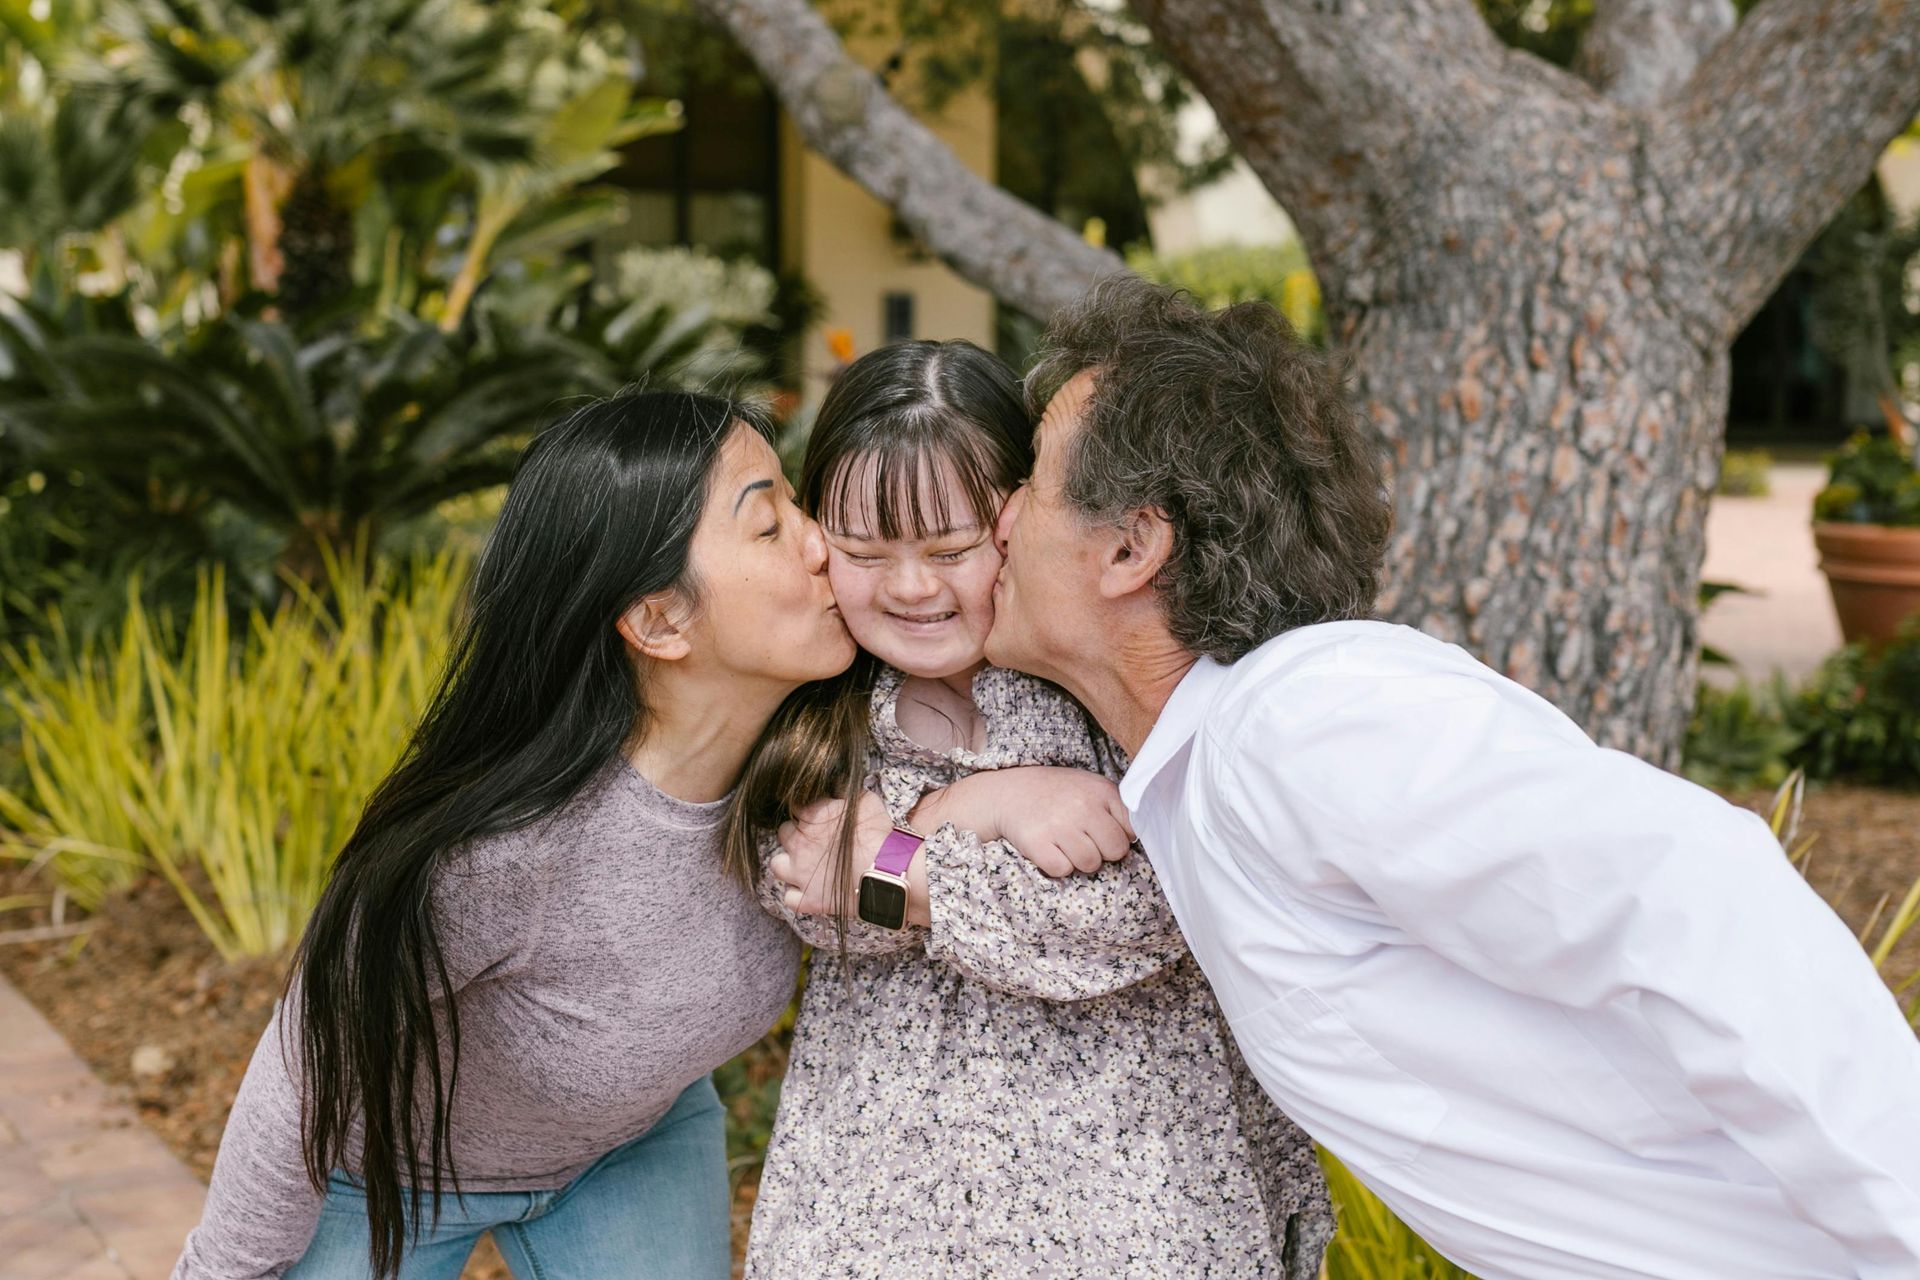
[1118,655,1233,812]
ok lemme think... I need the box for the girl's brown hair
[721,340,1032,941]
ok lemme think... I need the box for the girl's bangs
[816,431,1008,542]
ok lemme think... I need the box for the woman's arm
[173,843,543,1278]
[171,996,328,1278]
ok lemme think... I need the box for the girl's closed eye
[931,542,983,563]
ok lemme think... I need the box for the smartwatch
[856,827,924,931]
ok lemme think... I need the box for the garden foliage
[1814,432,1920,526]
[0,547,465,957]
[1128,242,1325,345]
[1320,1150,1475,1279]
[1715,448,1773,498]
[1792,625,1920,785]
[1685,624,1920,793]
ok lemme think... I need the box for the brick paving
[0,974,202,1280]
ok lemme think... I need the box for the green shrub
[1813,432,1920,526]
[1789,625,1920,787]
[1683,681,1802,792]
[1128,242,1325,344]
[0,547,466,956]
[0,300,605,586]
[1715,448,1773,497]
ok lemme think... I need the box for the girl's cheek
[956,559,1002,625]
[826,562,883,630]
[825,557,860,604]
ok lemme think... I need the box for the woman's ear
[1098,507,1174,600]
[617,593,695,663]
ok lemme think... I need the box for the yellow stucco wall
[780,81,996,405]
[1880,136,1920,222]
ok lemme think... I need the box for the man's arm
[1221,671,1920,1270]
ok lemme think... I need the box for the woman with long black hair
[173,391,854,1279]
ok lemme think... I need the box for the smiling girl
[724,341,1330,1279]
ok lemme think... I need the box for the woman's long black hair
[721,340,1031,943]
[290,391,770,1277]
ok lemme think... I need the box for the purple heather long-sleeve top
[172,758,801,1279]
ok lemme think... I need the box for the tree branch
[1127,0,1533,286]
[1572,0,1734,108]
[688,0,1122,319]
[1652,0,1920,340]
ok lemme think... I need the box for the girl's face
[822,456,1005,680]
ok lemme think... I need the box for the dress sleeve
[172,840,545,1278]
[871,674,1190,1001]
[917,821,1190,1001]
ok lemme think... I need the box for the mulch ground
[3,782,1915,1278]
[1737,782,1920,983]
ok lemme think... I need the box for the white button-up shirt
[1120,620,1920,1280]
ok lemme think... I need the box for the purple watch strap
[873,827,923,877]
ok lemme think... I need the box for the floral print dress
[744,665,1332,1280]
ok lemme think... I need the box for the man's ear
[1097,507,1173,600]
[616,592,695,663]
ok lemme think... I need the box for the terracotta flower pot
[1813,521,1920,647]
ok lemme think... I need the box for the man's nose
[994,485,1025,555]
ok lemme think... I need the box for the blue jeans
[286,1076,730,1280]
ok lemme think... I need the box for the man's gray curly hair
[1025,274,1391,663]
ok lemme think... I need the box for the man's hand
[911,767,1134,878]
[771,790,897,918]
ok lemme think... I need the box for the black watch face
[857,875,909,930]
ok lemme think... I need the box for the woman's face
[821,456,1005,681]
[678,424,855,688]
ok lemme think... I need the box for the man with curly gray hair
[985,275,1920,1280]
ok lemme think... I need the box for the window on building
[608,60,781,270]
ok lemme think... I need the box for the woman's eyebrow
[733,479,773,516]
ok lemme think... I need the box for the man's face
[984,370,1106,684]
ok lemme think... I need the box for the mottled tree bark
[698,0,1920,765]
[1574,0,1734,107]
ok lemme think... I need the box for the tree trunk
[1346,131,1727,762]
[1573,0,1734,108]
[1127,0,1920,766]
[699,0,1920,765]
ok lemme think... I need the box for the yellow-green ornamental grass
[1319,1149,1474,1280]
[0,549,466,960]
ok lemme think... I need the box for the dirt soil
[3,783,1916,1278]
